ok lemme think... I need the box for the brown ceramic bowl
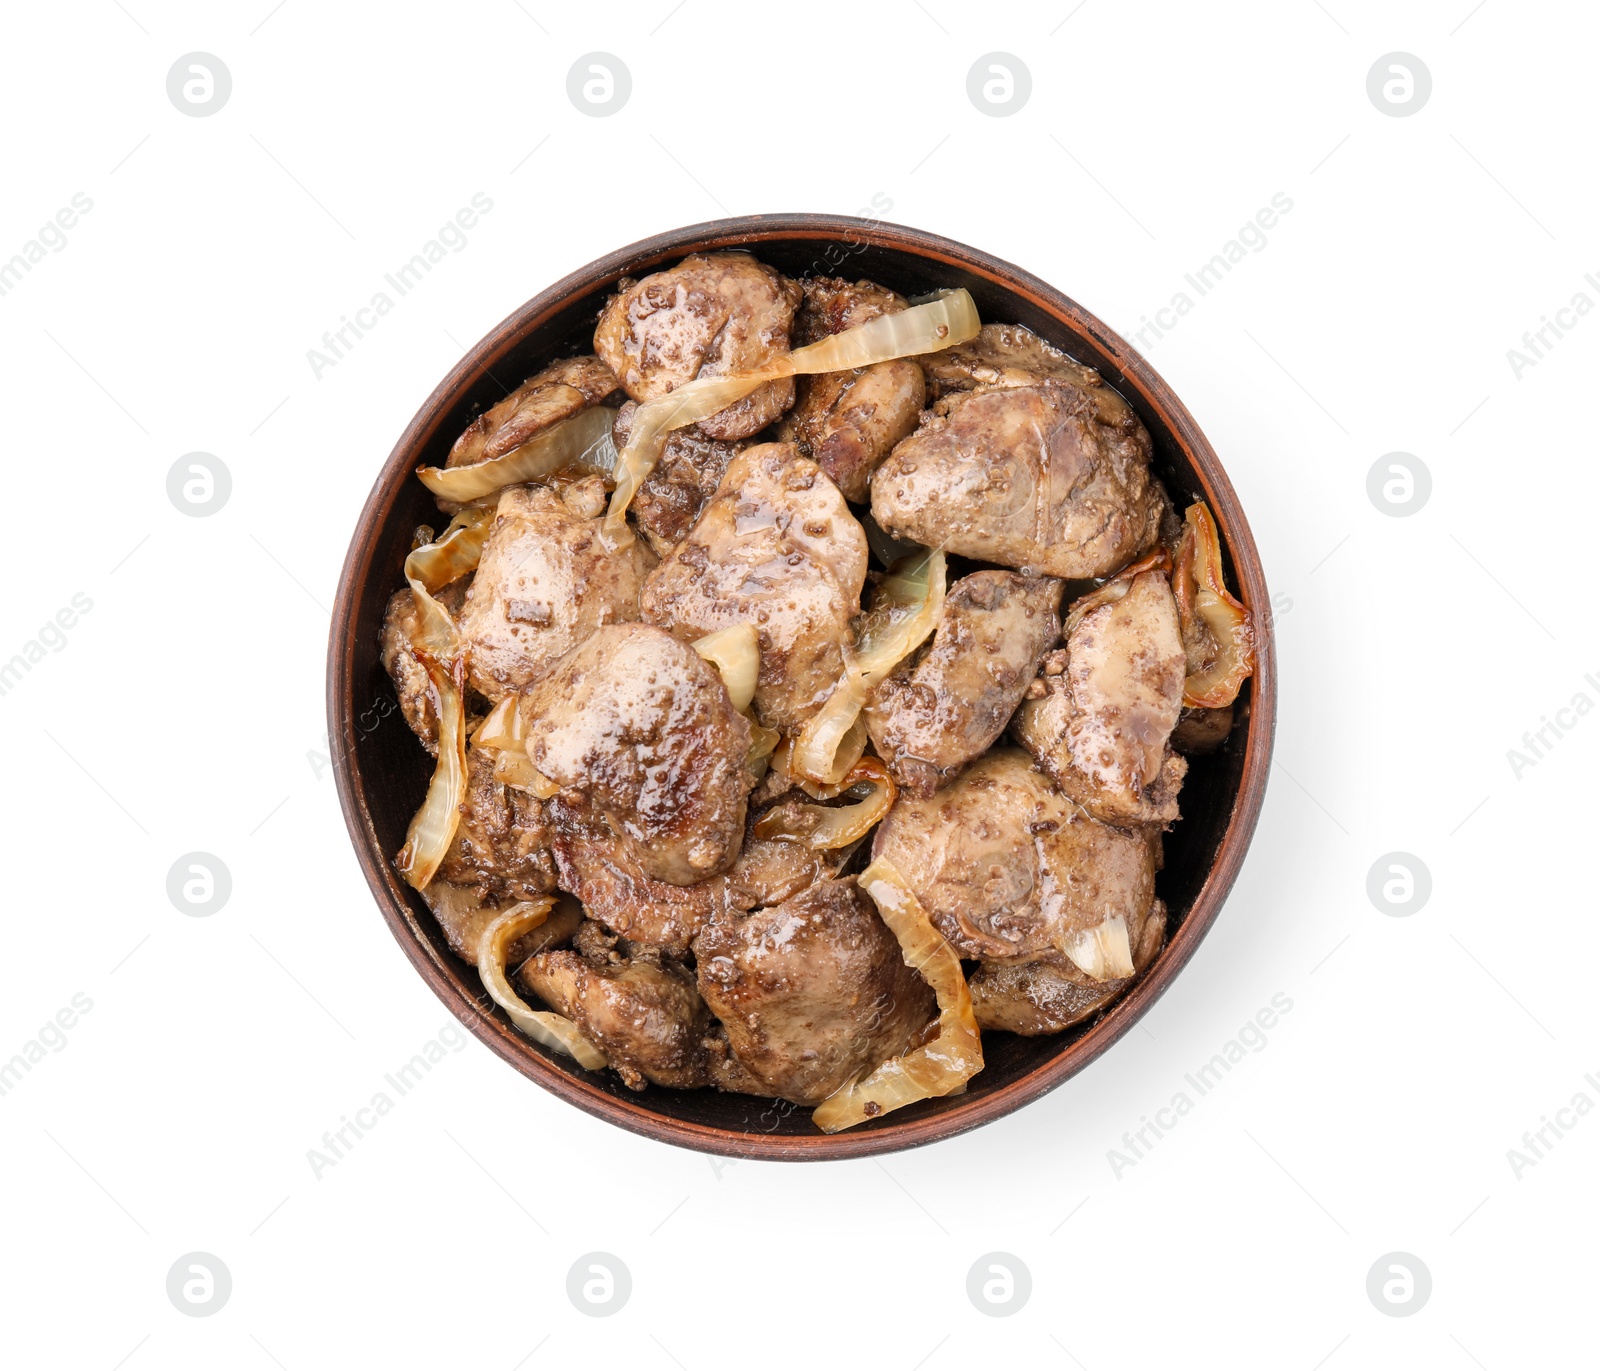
[328,214,1276,1160]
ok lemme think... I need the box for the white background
[1,1,1594,1366]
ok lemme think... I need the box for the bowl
[327,214,1276,1160]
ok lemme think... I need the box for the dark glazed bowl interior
[328,215,1276,1160]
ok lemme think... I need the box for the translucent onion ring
[769,722,867,799]
[745,722,782,780]
[752,757,897,850]
[478,900,608,1070]
[691,623,760,715]
[792,548,946,785]
[473,695,560,797]
[603,290,982,543]
[395,659,466,890]
[471,694,518,750]
[407,504,495,608]
[496,749,558,797]
[812,858,983,1132]
[1061,913,1136,981]
[1173,502,1255,708]
[416,405,617,504]
[395,505,495,890]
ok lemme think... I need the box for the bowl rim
[327,212,1277,1161]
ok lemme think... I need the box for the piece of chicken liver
[520,921,711,1090]
[546,805,855,957]
[457,484,655,704]
[866,570,1062,796]
[1013,568,1187,826]
[445,355,621,469]
[519,623,752,889]
[872,323,1162,578]
[436,747,556,905]
[617,400,748,557]
[871,748,1156,963]
[968,898,1167,1035]
[774,276,925,502]
[593,252,802,441]
[641,442,868,734]
[692,878,935,1106]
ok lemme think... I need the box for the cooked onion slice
[395,658,466,889]
[692,624,760,715]
[795,291,980,373]
[416,406,617,503]
[604,290,981,541]
[771,719,866,796]
[1174,502,1255,708]
[478,901,608,1070]
[605,378,768,540]
[1061,914,1136,982]
[752,757,896,850]
[469,694,510,744]
[810,716,867,792]
[494,749,559,797]
[402,503,494,692]
[406,515,492,594]
[792,549,945,784]
[395,507,494,890]
[812,858,983,1132]
[746,722,781,780]
[473,695,560,796]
